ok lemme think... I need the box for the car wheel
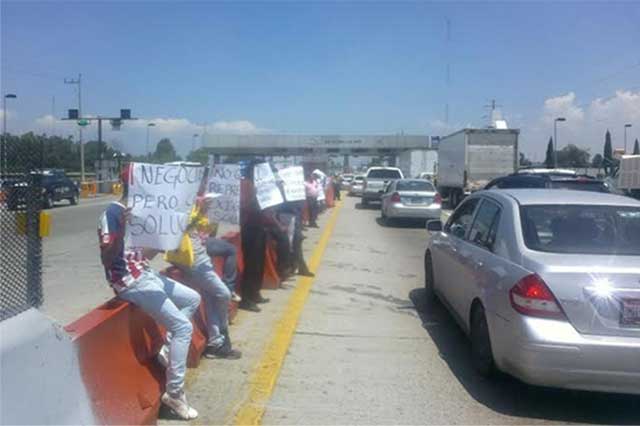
[69,192,79,205]
[470,304,496,377]
[424,252,435,302]
[43,193,54,209]
[362,198,369,207]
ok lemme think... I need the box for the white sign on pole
[126,162,205,250]
[254,162,284,210]
[206,161,241,224]
[278,166,306,202]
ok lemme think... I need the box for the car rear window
[367,169,402,179]
[396,180,434,192]
[354,176,364,182]
[549,181,609,193]
[520,205,640,255]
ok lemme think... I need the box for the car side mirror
[426,220,443,232]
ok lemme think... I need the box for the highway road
[39,194,639,424]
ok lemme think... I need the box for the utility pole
[64,74,84,181]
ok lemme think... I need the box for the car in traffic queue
[3,169,79,210]
[380,179,442,224]
[485,172,610,193]
[361,166,403,206]
[423,189,640,395]
[340,173,354,190]
[348,175,365,196]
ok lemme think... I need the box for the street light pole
[146,123,155,161]
[64,74,84,181]
[624,124,632,154]
[553,117,566,168]
[3,93,17,137]
[192,133,199,154]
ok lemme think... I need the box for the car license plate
[620,299,640,326]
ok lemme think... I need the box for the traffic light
[68,109,79,119]
[120,109,131,119]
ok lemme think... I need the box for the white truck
[437,128,519,207]
[618,155,640,199]
[397,150,438,179]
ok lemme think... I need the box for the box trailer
[397,150,438,179]
[437,128,519,207]
[618,155,640,199]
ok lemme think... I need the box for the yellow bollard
[39,211,51,237]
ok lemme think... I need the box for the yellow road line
[233,201,343,426]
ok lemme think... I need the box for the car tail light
[390,192,401,203]
[434,193,442,205]
[509,274,566,320]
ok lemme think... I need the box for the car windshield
[396,180,434,192]
[367,169,402,179]
[354,177,364,182]
[521,205,640,255]
[549,181,609,193]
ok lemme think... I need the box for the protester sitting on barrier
[205,236,241,303]
[238,162,270,312]
[97,164,200,420]
[304,172,320,228]
[166,193,242,360]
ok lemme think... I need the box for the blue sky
[2,1,639,158]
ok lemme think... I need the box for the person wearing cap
[97,164,201,420]
[166,192,242,360]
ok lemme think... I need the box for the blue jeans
[118,270,201,395]
[205,237,238,293]
[186,260,230,348]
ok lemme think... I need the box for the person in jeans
[205,237,241,303]
[168,193,241,359]
[304,173,320,228]
[98,165,200,420]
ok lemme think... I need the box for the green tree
[186,148,211,165]
[591,153,604,168]
[544,137,554,168]
[152,138,181,164]
[634,139,640,155]
[603,130,616,176]
[557,144,590,168]
[519,152,532,167]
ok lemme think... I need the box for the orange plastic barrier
[65,299,165,425]
[325,184,335,208]
[302,201,310,226]
[262,235,281,289]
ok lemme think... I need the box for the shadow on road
[354,202,380,210]
[375,217,426,229]
[408,287,640,425]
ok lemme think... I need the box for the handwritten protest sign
[126,162,204,250]
[278,166,306,202]
[254,162,284,210]
[206,161,241,225]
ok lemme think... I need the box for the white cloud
[521,89,640,161]
[28,114,268,156]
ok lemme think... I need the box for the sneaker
[157,345,169,368]
[231,291,242,303]
[161,391,198,420]
[298,269,315,277]
[203,344,242,360]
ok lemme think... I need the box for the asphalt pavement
[259,195,639,425]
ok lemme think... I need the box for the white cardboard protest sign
[278,166,306,202]
[254,162,284,210]
[206,161,241,225]
[126,162,205,250]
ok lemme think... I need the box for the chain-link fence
[0,134,44,321]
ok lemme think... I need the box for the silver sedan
[424,189,640,395]
[380,179,441,223]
